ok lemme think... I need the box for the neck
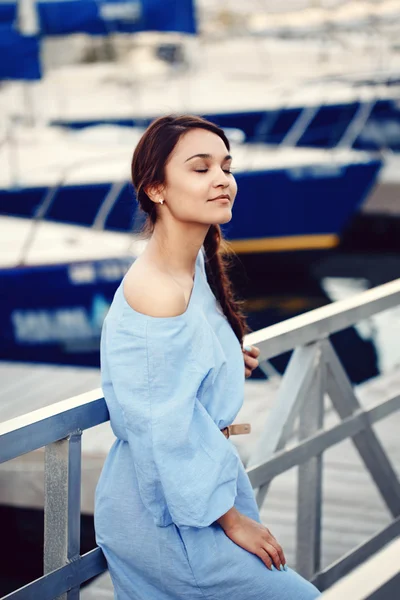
[145,219,210,277]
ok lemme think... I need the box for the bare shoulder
[123,259,187,318]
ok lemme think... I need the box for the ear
[145,183,165,204]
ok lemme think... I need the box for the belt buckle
[221,427,230,439]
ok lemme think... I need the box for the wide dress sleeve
[106,313,240,529]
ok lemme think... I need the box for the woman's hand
[217,508,286,570]
[243,345,260,378]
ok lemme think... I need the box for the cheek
[230,178,238,200]
[168,174,205,199]
[164,176,207,218]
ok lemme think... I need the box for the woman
[95,115,321,599]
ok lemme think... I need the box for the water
[233,236,400,385]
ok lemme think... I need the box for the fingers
[258,548,273,570]
[273,539,286,569]
[268,531,286,568]
[264,543,282,570]
[258,546,285,571]
[243,345,260,379]
[243,353,259,372]
[243,344,261,358]
[244,352,258,378]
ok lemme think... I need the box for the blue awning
[0,0,196,35]
[0,26,41,80]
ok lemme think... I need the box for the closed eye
[194,169,233,174]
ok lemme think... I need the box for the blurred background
[1,0,400,595]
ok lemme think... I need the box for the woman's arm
[107,314,241,529]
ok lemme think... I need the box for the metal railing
[0,390,108,600]
[1,279,400,598]
[245,277,400,591]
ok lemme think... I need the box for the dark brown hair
[131,114,250,345]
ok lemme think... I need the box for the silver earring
[159,199,164,205]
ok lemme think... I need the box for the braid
[204,225,251,345]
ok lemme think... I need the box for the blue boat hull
[0,27,41,81]
[0,158,382,366]
[0,248,388,373]
[51,99,400,152]
[0,0,196,36]
[0,257,133,366]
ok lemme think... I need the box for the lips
[209,195,230,202]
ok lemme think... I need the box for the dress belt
[221,423,251,439]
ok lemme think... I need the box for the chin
[208,207,233,226]
[215,212,233,225]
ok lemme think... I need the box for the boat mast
[17,0,40,126]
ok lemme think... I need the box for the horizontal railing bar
[2,548,107,600]
[0,390,108,464]
[71,548,107,593]
[367,393,400,423]
[247,394,400,488]
[318,537,400,599]
[0,389,104,437]
[0,380,400,474]
[244,278,400,361]
[312,516,400,592]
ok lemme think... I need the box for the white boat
[0,123,383,365]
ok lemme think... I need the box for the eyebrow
[184,153,232,162]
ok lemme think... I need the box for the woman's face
[160,128,237,226]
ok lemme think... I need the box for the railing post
[296,342,325,579]
[248,343,323,508]
[44,431,82,600]
[323,339,400,517]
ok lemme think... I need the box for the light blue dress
[95,249,321,599]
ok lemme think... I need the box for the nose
[213,168,230,188]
